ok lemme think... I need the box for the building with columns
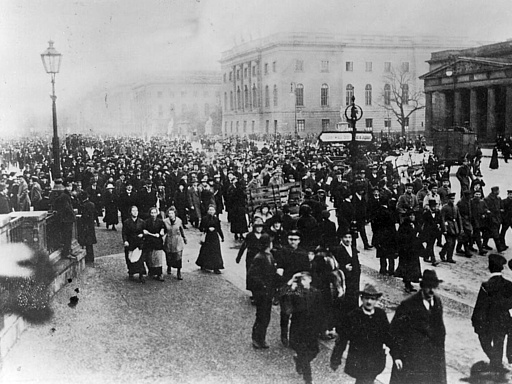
[220,32,474,138]
[421,40,512,142]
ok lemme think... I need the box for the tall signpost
[345,96,364,169]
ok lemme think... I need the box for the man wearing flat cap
[472,253,512,373]
[331,283,392,384]
[439,192,462,263]
[390,269,447,384]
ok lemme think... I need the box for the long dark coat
[394,219,422,283]
[227,185,248,234]
[196,214,224,270]
[331,245,361,317]
[187,187,202,222]
[390,292,447,384]
[372,205,398,259]
[237,231,267,289]
[331,307,391,380]
[102,191,119,225]
[78,200,97,246]
[472,275,512,335]
[490,147,499,169]
[173,189,189,225]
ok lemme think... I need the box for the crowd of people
[1,133,512,383]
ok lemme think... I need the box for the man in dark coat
[499,189,512,249]
[421,199,442,266]
[372,196,398,275]
[53,183,77,258]
[247,234,280,349]
[471,190,490,256]
[440,193,462,263]
[331,284,392,384]
[137,179,157,220]
[275,230,310,347]
[390,269,447,384]
[331,230,361,326]
[118,183,138,224]
[352,185,372,250]
[456,158,474,193]
[483,186,506,252]
[0,182,12,214]
[78,192,97,264]
[472,253,512,373]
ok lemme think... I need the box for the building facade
[421,40,512,142]
[74,72,222,137]
[220,32,474,138]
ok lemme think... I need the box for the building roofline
[220,31,474,63]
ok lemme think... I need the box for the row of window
[222,118,401,134]
[223,61,410,82]
[155,90,214,98]
[222,82,409,111]
[155,103,211,117]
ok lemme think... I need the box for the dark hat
[287,229,302,239]
[405,209,416,216]
[405,182,413,188]
[507,190,512,194]
[462,190,472,196]
[420,269,443,288]
[321,210,330,219]
[441,177,450,182]
[491,186,500,192]
[489,253,506,272]
[447,192,456,199]
[428,199,437,207]
[428,183,438,190]
[422,179,430,185]
[358,283,383,298]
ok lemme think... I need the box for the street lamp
[445,56,457,128]
[344,96,363,169]
[290,83,297,138]
[41,40,62,178]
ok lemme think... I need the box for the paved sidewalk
[1,252,357,384]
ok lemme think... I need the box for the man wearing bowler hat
[390,269,447,384]
[330,283,392,384]
[472,253,512,373]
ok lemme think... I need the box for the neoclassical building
[220,32,473,137]
[421,40,512,142]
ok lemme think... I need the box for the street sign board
[318,131,373,143]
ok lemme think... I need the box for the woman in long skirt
[142,207,165,281]
[394,210,422,293]
[163,206,187,280]
[490,145,499,170]
[196,205,224,274]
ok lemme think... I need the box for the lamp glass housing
[41,41,62,74]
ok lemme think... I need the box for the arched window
[205,103,210,117]
[365,84,372,106]
[345,84,354,106]
[237,87,241,109]
[224,93,227,111]
[273,85,278,107]
[296,83,304,106]
[402,84,409,105]
[252,84,258,108]
[265,85,270,107]
[321,84,329,106]
[384,84,391,105]
[230,91,233,110]
[244,85,249,108]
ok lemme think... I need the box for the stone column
[506,86,512,137]
[432,91,446,130]
[454,90,462,126]
[470,88,478,134]
[487,87,497,141]
[425,92,432,139]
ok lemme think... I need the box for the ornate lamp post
[445,55,457,128]
[344,96,363,169]
[41,40,62,178]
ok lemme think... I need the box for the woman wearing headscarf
[163,206,187,280]
[196,204,224,274]
[142,207,165,281]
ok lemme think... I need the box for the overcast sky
[1,0,511,136]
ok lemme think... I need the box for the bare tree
[380,66,425,137]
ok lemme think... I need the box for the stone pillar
[454,90,462,126]
[487,87,497,141]
[470,88,478,134]
[506,86,512,137]
[433,92,447,130]
[425,92,432,139]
